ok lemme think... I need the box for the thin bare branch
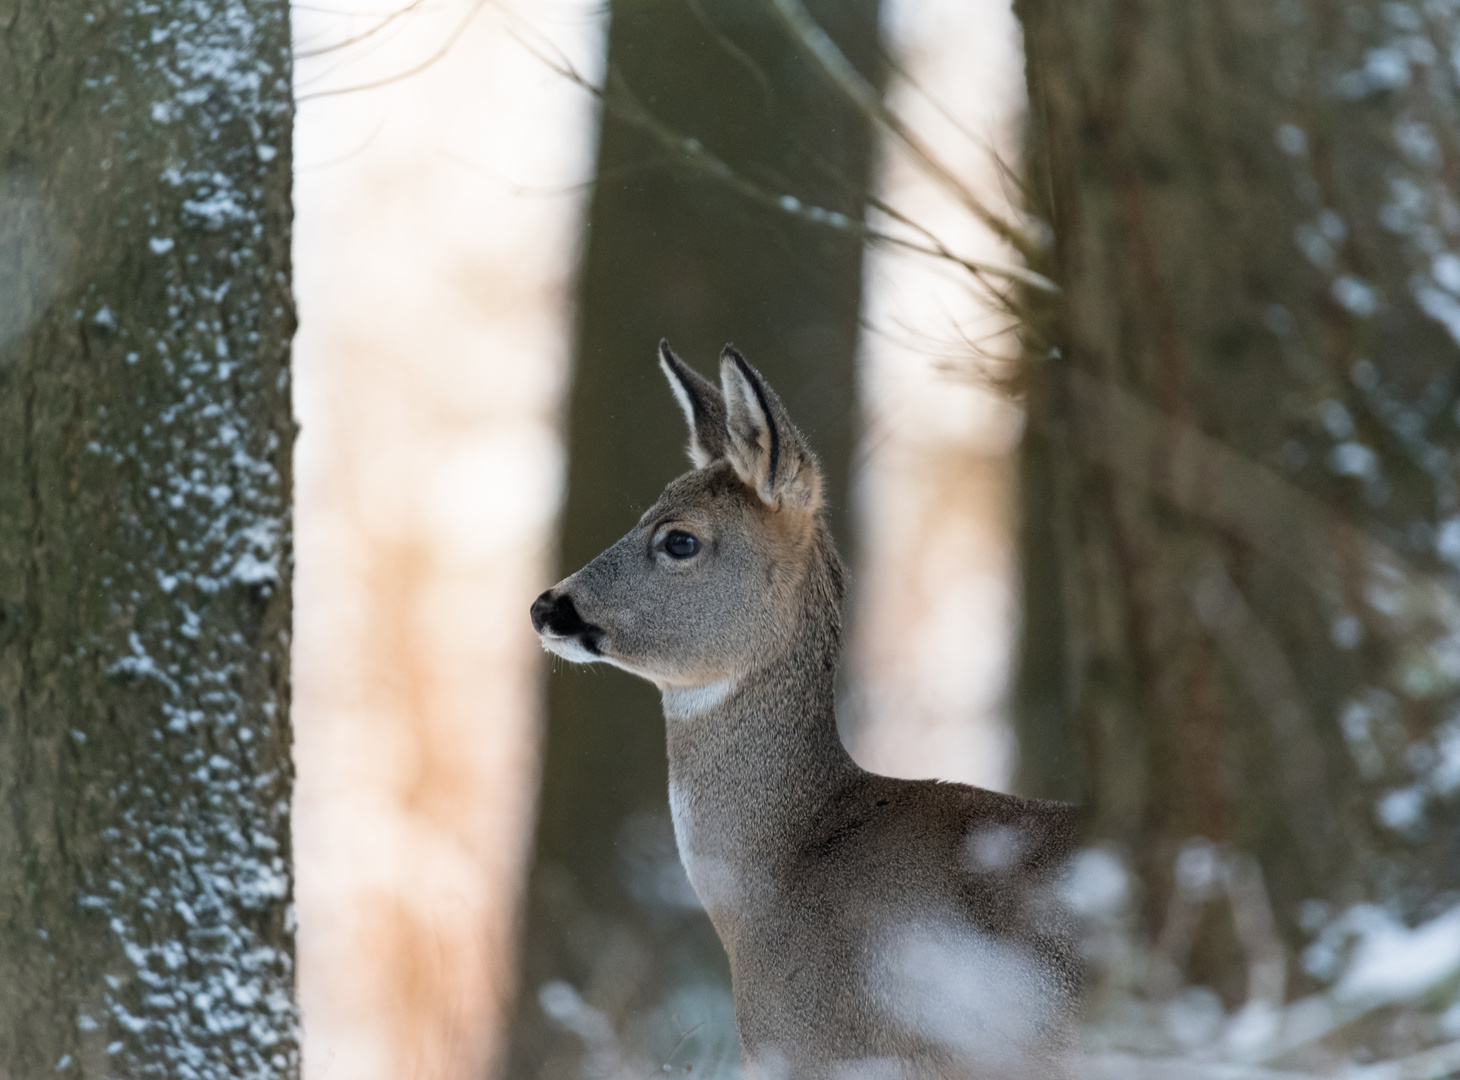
[682,0,776,116]
[295,0,488,103]
[293,0,432,89]
[506,1,1055,295]
[764,0,1037,261]
[295,0,431,59]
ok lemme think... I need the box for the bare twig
[296,0,488,102]
[293,0,432,90]
[646,1020,705,1079]
[763,0,1037,262]
[508,27,1056,294]
[682,0,776,116]
[295,0,431,59]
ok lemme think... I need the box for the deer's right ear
[659,340,728,468]
[719,346,822,513]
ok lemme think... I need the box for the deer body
[532,343,1082,1078]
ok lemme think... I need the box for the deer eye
[663,530,700,559]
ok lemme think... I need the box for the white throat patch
[661,676,739,719]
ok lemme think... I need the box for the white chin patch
[540,635,657,681]
[539,634,602,665]
[661,676,739,719]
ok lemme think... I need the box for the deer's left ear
[719,346,822,513]
[659,339,728,468]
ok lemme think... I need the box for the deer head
[530,341,828,697]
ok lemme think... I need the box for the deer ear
[659,340,728,468]
[719,345,822,512]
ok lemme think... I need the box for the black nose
[530,590,558,633]
[530,590,594,640]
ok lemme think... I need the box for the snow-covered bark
[1016,0,1460,1042]
[0,1,297,1076]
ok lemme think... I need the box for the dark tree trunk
[1015,0,1460,1002]
[505,1,882,1073]
[0,2,298,1076]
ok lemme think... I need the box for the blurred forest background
[3,0,1460,1078]
[290,0,1027,1076]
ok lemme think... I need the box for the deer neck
[661,543,859,915]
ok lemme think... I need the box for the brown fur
[531,345,1083,1078]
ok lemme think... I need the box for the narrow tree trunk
[1016,0,1460,999]
[506,1,881,1073]
[0,2,298,1075]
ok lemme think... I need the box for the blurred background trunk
[0,1,298,1075]
[505,0,883,1073]
[1015,0,1460,1001]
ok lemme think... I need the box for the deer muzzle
[530,590,606,656]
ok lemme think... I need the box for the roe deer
[531,342,1084,1079]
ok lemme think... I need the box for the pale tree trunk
[0,1,298,1076]
[1016,0,1460,1001]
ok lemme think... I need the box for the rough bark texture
[505,1,881,1075]
[0,1,298,1076]
[1015,0,1460,997]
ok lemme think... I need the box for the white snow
[1336,905,1460,1005]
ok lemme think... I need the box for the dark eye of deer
[663,530,700,559]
